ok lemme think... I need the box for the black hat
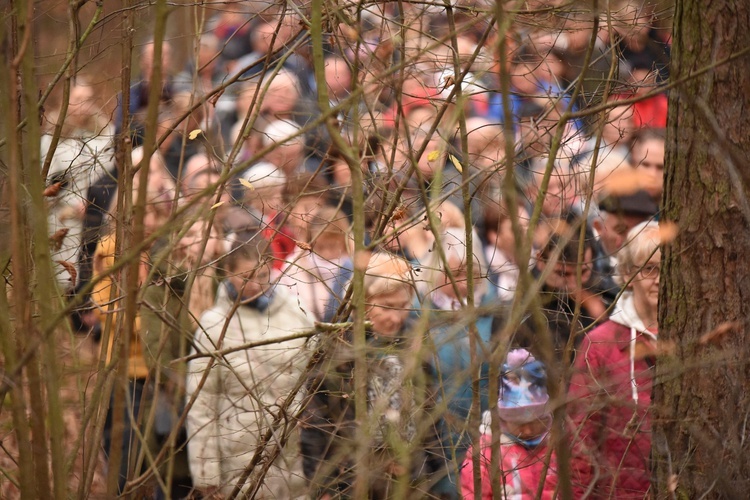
[598,190,658,217]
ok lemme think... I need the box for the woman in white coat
[186,236,314,497]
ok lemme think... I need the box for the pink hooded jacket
[461,434,558,500]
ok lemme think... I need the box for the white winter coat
[186,283,314,497]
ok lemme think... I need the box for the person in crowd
[532,214,610,362]
[116,39,175,146]
[278,206,353,322]
[301,251,447,498]
[417,226,497,497]
[460,349,557,499]
[578,104,635,167]
[43,80,116,289]
[623,65,668,129]
[238,161,287,218]
[370,200,434,266]
[173,33,221,96]
[569,220,661,499]
[235,161,293,271]
[179,153,221,202]
[609,0,671,84]
[139,219,221,498]
[157,96,212,182]
[186,233,314,497]
[521,155,577,221]
[91,147,177,494]
[261,119,308,176]
[629,127,666,199]
[204,6,253,75]
[592,190,659,280]
[484,200,530,302]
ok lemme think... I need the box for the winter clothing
[91,233,150,380]
[414,287,497,498]
[460,434,557,500]
[278,250,352,321]
[43,128,115,286]
[186,282,313,497]
[140,250,195,495]
[300,331,447,499]
[93,235,193,493]
[569,292,656,499]
[498,350,550,424]
[461,349,556,499]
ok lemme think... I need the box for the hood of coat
[215,279,283,315]
[609,291,656,342]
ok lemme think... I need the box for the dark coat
[300,332,447,499]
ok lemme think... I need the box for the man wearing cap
[592,189,659,293]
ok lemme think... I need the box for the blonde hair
[364,252,414,298]
[618,220,661,278]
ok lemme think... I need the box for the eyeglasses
[637,264,660,279]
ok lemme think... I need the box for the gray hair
[617,220,661,280]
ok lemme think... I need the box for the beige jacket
[186,283,313,497]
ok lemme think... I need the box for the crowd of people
[41,0,670,497]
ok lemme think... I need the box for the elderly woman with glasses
[569,220,661,499]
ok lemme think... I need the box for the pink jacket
[569,293,656,499]
[461,435,557,500]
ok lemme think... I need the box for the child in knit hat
[460,349,558,499]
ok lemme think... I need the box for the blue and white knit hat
[497,349,550,423]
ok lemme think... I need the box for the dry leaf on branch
[659,221,679,244]
[699,321,741,346]
[55,260,77,286]
[44,182,63,197]
[49,228,69,251]
[239,178,255,190]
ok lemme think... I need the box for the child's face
[503,418,549,441]
[229,257,272,300]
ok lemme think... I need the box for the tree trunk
[654,1,750,497]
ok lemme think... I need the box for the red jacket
[569,305,656,499]
[461,435,557,500]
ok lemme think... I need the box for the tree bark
[654,1,750,498]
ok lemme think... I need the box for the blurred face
[367,287,413,337]
[416,135,444,178]
[468,133,505,172]
[228,256,272,301]
[503,418,549,441]
[534,168,575,218]
[603,105,635,145]
[247,185,284,215]
[67,85,97,126]
[406,106,438,131]
[141,42,173,80]
[595,212,646,256]
[630,252,660,320]
[438,255,481,301]
[612,4,652,50]
[265,141,304,176]
[175,221,219,266]
[325,58,352,101]
[236,84,259,119]
[632,138,665,196]
[287,196,322,242]
[496,205,529,260]
[312,232,347,261]
[538,247,593,293]
[261,77,299,117]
